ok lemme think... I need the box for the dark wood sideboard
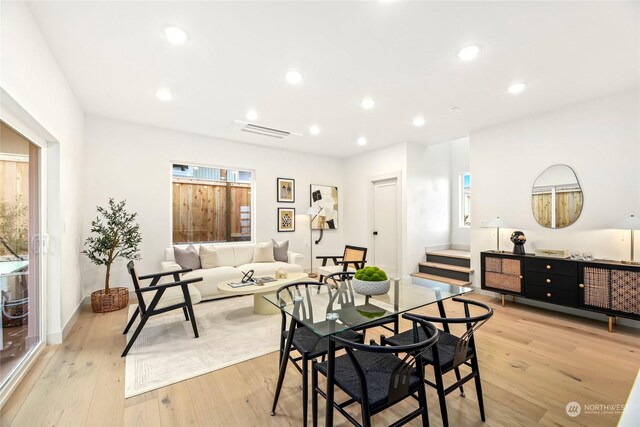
[480,251,640,332]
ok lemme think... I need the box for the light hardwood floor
[1,294,638,427]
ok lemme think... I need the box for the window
[172,163,253,243]
[461,172,471,228]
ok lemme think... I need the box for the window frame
[460,172,471,229]
[169,161,256,245]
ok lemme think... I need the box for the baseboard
[476,288,640,329]
[47,296,90,344]
[450,244,470,251]
[425,244,451,253]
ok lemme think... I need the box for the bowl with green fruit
[352,266,390,296]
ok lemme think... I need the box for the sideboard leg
[614,316,619,325]
[608,316,613,333]
[511,295,515,303]
[501,294,505,307]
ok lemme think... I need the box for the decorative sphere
[510,231,526,246]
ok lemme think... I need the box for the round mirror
[531,164,583,228]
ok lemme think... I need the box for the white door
[371,178,399,277]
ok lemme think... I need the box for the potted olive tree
[82,198,142,313]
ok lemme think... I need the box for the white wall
[450,137,470,249]
[470,90,640,287]
[1,2,85,343]
[81,116,344,295]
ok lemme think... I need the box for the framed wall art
[277,178,295,203]
[310,184,338,230]
[277,207,296,232]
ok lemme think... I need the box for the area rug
[124,295,280,398]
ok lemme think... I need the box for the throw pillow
[252,241,276,263]
[199,245,221,269]
[173,244,201,270]
[271,239,289,262]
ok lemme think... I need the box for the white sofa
[161,243,305,301]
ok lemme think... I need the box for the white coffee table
[217,272,309,315]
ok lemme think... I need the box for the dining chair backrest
[323,272,356,308]
[275,281,336,324]
[342,245,367,270]
[127,261,147,314]
[415,297,493,369]
[332,314,439,407]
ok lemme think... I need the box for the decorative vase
[351,278,391,296]
[91,287,129,313]
[511,231,527,255]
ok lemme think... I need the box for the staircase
[411,249,473,286]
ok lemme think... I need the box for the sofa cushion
[173,244,201,270]
[272,239,289,262]
[233,244,255,266]
[214,245,235,267]
[238,262,303,276]
[199,245,221,269]
[252,241,275,263]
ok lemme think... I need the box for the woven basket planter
[91,287,129,313]
[352,278,391,296]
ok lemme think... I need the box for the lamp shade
[481,217,509,228]
[613,214,640,230]
[304,206,320,216]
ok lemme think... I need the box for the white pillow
[199,245,221,269]
[252,241,276,263]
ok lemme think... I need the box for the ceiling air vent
[232,120,302,139]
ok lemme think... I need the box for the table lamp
[304,206,323,277]
[614,214,640,265]
[482,217,509,252]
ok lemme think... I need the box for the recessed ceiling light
[357,137,367,146]
[507,82,527,94]
[457,45,481,61]
[361,98,375,110]
[155,88,173,101]
[164,26,189,45]
[246,110,258,121]
[413,116,426,127]
[449,106,462,113]
[285,70,303,85]
[309,125,320,135]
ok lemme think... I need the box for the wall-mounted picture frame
[277,207,296,232]
[277,178,295,203]
[310,184,338,230]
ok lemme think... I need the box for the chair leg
[182,307,189,321]
[453,367,465,396]
[272,318,296,416]
[123,306,139,334]
[471,357,486,421]
[121,313,150,357]
[418,381,430,427]
[312,363,319,427]
[433,367,449,427]
[186,303,199,338]
[302,356,309,426]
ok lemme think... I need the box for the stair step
[419,262,474,274]
[426,250,470,260]
[410,272,471,286]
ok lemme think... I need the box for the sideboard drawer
[526,271,577,292]
[525,285,578,307]
[525,257,577,277]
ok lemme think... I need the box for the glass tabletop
[263,277,473,337]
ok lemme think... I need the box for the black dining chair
[312,314,439,427]
[122,262,202,357]
[381,298,494,427]
[271,281,364,426]
[323,272,399,337]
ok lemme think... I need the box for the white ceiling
[27,1,639,157]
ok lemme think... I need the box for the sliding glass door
[0,122,42,392]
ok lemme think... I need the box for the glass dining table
[263,276,474,426]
